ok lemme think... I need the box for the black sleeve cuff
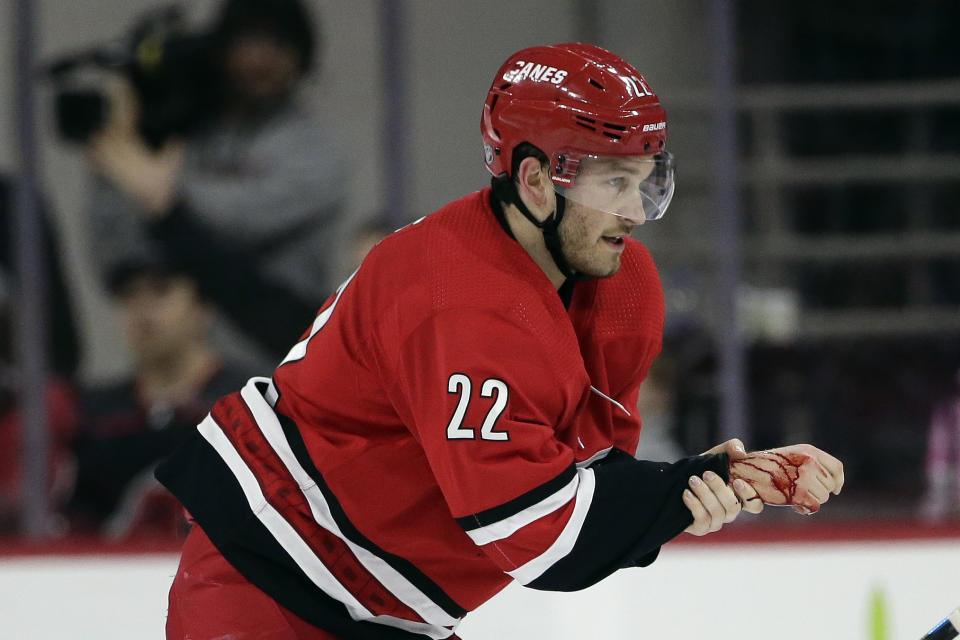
[527,449,728,592]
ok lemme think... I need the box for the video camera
[47,5,217,149]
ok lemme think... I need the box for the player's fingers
[703,471,741,523]
[733,478,764,514]
[829,460,844,495]
[811,458,831,484]
[834,468,845,495]
[813,451,845,494]
[725,439,747,461]
[700,438,747,459]
[804,477,831,504]
[685,479,716,534]
[682,489,710,536]
[811,460,843,499]
[688,475,726,531]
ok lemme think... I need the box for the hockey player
[157,43,844,639]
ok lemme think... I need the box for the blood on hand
[729,451,821,515]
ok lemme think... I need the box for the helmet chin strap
[493,177,592,283]
[539,197,593,283]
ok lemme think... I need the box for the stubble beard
[558,212,623,279]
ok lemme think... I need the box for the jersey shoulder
[359,190,580,366]
[366,190,560,319]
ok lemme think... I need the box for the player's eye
[606,176,627,191]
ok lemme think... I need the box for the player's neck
[503,203,566,289]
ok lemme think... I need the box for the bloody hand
[728,450,823,514]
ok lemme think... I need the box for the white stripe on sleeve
[506,467,597,585]
[238,379,461,635]
[197,416,371,621]
[464,474,579,547]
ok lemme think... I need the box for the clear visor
[553,151,675,224]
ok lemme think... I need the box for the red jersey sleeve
[391,306,599,579]
[391,307,729,592]
[396,307,578,517]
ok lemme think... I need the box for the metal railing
[663,78,960,340]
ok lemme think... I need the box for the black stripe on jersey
[526,448,730,593]
[274,410,469,619]
[155,427,433,640]
[455,465,576,531]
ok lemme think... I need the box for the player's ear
[515,156,553,219]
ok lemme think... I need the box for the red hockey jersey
[158,188,728,640]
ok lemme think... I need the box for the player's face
[557,157,656,277]
[557,198,637,277]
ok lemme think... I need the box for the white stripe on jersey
[196,415,371,622]
[576,446,612,468]
[464,474,580,546]
[280,269,357,365]
[199,416,458,640]
[236,379,461,637]
[506,467,597,585]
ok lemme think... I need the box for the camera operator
[83,0,348,361]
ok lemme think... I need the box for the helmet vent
[602,122,625,140]
[489,94,500,112]
[588,78,605,91]
[575,115,597,132]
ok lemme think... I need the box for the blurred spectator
[921,369,960,522]
[83,0,348,361]
[0,176,80,535]
[60,259,247,541]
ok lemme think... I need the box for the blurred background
[1,1,959,637]
[0,0,959,618]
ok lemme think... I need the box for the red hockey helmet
[481,43,675,221]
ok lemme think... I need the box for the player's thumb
[726,439,748,461]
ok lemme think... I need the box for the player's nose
[617,202,646,226]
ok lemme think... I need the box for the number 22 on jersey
[446,373,510,441]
